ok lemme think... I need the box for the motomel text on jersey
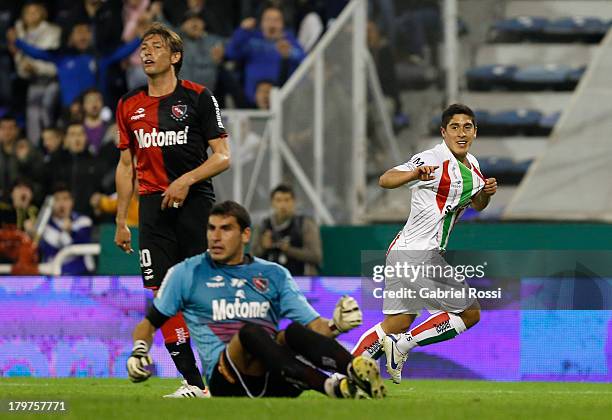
[212,298,270,321]
[134,126,189,148]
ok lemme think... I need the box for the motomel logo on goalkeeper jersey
[212,298,270,321]
[133,126,189,148]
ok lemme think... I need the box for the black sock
[284,322,353,375]
[238,323,328,393]
[165,339,206,390]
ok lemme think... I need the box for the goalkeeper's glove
[127,340,153,383]
[329,295,362,336]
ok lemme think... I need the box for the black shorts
[208,348,303,398]
[138,192,213,289]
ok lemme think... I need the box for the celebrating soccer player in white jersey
[351,104,498,384]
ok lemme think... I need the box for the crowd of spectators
[0,0,432,273]
[0,0,352,272]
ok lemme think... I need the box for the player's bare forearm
[472,177,497,211]
[471,190,491,211]
[379,165,438,189]
[180,137,231,187]
[132,318,156,347]
[115,149,135,225]
[379,169,418,189]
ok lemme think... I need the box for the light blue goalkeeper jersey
[154,252,320,381]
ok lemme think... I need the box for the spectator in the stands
[82,88,109,154]
[254,80,274,110]
[158,0,238,37]
[41,127,64,160]
[367,20,409,131]
[10,2,61,145]
[244,0,325,51]
[0,3,20,110]
[13,137,44,201]
[53,122,101,216]
[384,0,441,63]
[0,116,21,201]
[39,183,95,275]
[57,96,85,129]
[251,184,322,276]
[122,0,152,90]
[0,116,43,201]
[0,178,38,234]
[177,11,225,90]
[151,5,225,90]
[7,21,141,110]
[41,127,69,195]
[90,190,139,227]
[57,0,124,54]
[226,6,305,107]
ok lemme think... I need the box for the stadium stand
[404,0,612,220]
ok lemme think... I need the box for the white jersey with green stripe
[389,142,486,251]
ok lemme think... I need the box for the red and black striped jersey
[116,79,227,198]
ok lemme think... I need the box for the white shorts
[382,250,475,315]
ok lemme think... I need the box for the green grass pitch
[2,378,612,420]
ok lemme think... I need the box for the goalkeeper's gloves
[329,295,362,336]
[127,340,153,383]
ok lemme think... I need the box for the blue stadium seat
[489,16,549,42]
[487,109,543,136]
[466,65,518,91]
[538,111,561,134]
[512,65,574,90]
[544,17,609,42]
[566,66,586,85]
[478,157,532,185]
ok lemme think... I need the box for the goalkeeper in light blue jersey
[127,201,386,399]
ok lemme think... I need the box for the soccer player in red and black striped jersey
[114,23,230,398]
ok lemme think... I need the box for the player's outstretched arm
[127,318,156,382]
[379,166,438,189]
[471,177,497,211]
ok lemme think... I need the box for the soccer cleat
[347,355,387,399]
[382,334,408,384]
[162,380,211,398]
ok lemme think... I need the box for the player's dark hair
[210,201,251,231]
[270,184,294,199]
[142,22,184,74]
[11,177,33,191]
[81,87,103,100]
[42,126,64,137]
[260,5,285,22]
[441,103,476,128]
[51,182,71,196]
[0,115,17,124]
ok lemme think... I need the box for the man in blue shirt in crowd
[8,22,140,108]
[127,201,385,399]
[225,6,305,107]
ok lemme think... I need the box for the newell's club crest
[171,103,188,121]
[252,277,269,293]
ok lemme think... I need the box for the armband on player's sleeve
[146,304,171,329]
